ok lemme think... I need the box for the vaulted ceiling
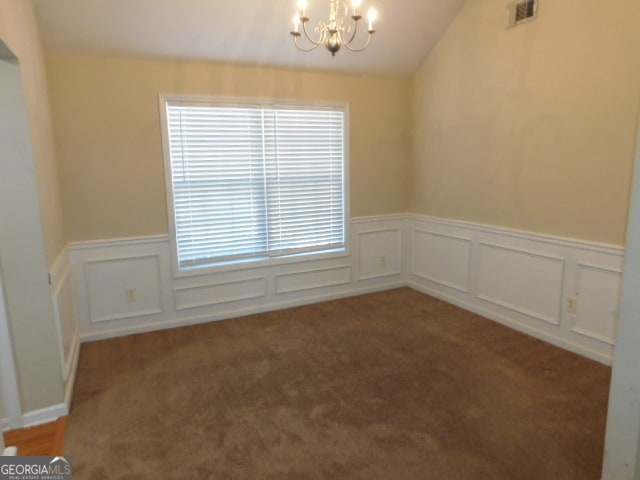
[32,0,466,77]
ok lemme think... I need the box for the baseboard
[2,334,79,431]
[81,280,406,342]
[22,403,68,429]
[2,447,18,456]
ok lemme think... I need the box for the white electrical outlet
[380,255,386,267]
[567,296,577,313]
[125,288,137,302]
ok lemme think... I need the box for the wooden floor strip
[51,416,67,456]
[3,416,67,456]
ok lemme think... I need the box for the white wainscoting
[407,215,624,364]
[48,247,80,420]
[67,214,624,364]
[69,216,407,342]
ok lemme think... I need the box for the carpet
[64,288,610,479]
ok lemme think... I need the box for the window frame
[159,94,351,278]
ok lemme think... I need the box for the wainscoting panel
[48,247,81,420]
[357,229,403,280]
[572,264,622,345]
[174,277,267,310]
[50,249,79,381]
[411,230,471,293]
[275,265,351,294]
[476,243,564,325]
[84,255,163,323]
[52,268,78,380]
[49,248,79,384]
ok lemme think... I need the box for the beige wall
[0,0,66,264]
[410,0,640,245]
[47,55,410,241]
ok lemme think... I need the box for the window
[160,96,347,271]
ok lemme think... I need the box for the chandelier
[290,0,378,56]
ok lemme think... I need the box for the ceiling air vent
[507,0,538,28]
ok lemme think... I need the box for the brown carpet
[64,288,611,479]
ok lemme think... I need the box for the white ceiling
[32,0,466,78]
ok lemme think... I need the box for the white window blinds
[164,99,346,270]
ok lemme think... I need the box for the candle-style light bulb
[367,7,377,30]
[351,0,362,15]
[297,0,308,16]
[292,13,300,32]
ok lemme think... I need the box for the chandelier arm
[344,17,360,46]
[342,32,373,52]
[293,36,322,52]
[301,20,325,46]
